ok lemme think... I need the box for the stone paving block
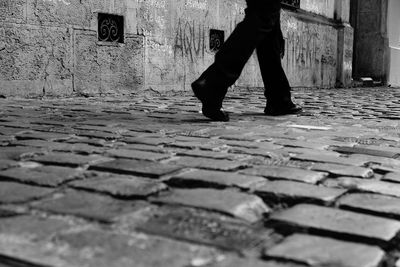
[0,135,13,144]
[333,146,399,158]
[310,163,374,178]
[50,228,220,267]
[69,173,168,198]
[338,193,400,219]
[265,234,385,267]
[0,146,44,160]
[65,137,108,147]
[33,152,111,167]
[240,166,327,184]
[273,139,329,150]
[105,148,170,161]
[176,150,234,160]
[0,181,53,203]
[11,140,105,155]
[0,159,17,170]
[150,188,270,222]
[122,143,168,153]
[281,145,342,155]
[31,189,149,222]
[270,204,400,243]
[123,136,174,146]
[382,172,400,183]
[0,215,73,241]
[291,153,367,166]
[254,181,347,204]
[170,156,248,171]
[137,207,272,252]
[336,177,400,197]
[0,166,81,187]
[168,169,266,189]
[90,159,182,178]
[9,139,70,150]
[75,130,121,140]
[349,153,400,167]
[15,131,71,141]
[228,147,285,158]
[206,257,303,267]
[54,143,105,155]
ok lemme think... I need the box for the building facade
[0,0,353,96]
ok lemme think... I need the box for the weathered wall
[388,0,400,87]
[0,0,352,96]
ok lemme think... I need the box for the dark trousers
[200,0,291,107]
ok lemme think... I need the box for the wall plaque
[98,13,124,43]
[209,29,224,52]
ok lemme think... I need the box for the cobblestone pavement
[2,87,400,267]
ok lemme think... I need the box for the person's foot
[192,78,229,122]
[202,107,230,122]
[264,102,302,116]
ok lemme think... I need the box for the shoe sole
[264,107,303,116]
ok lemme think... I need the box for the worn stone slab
[151,189,270,222]
[50,228,219,267]
[106,148,170,161]
[69,174,167,198]
[90,159,182,178]
[273,139,329,150]
[240,166,327,184]
[176,150,233,160]
[228,147,284,158]
[270,204,400,243]
[0,181,53,203]
[338,193,400,219]
[254,181,347,204]
[170,157,248,171]
[168,169,266,189]
[207,258,303,267]
[382,172,400,183]
[33,152,111,167]
[0,159,17,170]
[0,215,72,241]
[122,143,167,153]
[336,177,400,198]
[349,154,400,167]
[310,163,374,178]
[265,234,385,267]
[333,146,399,158]
[137,208,271,252]
[0,166,81,187]
[0,146,44,160]
[291,153,367,166]
[31,190,149,222]
[15,131,71,141]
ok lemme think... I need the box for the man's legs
[192,0,281,121]
[256,27,302,115]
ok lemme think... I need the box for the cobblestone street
[3,87,400,267]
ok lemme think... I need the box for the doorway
[350,0,390,84]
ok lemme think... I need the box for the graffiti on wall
[42,0,71,5]
[185,0,207,10]
[174,18,206,62]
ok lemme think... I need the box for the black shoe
[264,102,302,116]
[202,107,230,122]
[192,78,229,122]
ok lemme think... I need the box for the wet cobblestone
[2,87,400,266]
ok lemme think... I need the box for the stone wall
[0,0,352,96]
[388,0,400,87]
